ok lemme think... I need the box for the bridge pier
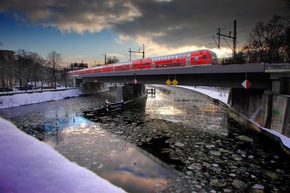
[116,84,146,102]
[230,88,264,118]
[80,82,107,95]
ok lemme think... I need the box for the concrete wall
[80,82,107,94]
[230,88,264,118]
[270,95,290,136]
[231,88,290,138]
[119,84,146,102]
[256,92,272,128]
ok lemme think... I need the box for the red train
[68,49,218,76]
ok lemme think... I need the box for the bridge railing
[265,63,290,72]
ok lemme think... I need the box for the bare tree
[15,49,36,90]
[0,50,14,90]
[30,52,45,89]
[106,56,119,64]
[243,15,287,63]
[47,51,62,89]
[285,0,290,62]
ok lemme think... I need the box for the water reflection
[50,117,172,193]
[98,147,170,193]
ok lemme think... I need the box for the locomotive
[68,49,218,76]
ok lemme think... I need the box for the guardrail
[265,63,290,72]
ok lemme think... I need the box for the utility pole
[102,54,106,65]
[129,44,145,61]
[215,20,237,58]
[233,20,237,58]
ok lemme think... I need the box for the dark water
[1,85,290,193]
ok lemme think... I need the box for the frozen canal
[1,85,290,192]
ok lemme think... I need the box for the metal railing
[265,63,290,72]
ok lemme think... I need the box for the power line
[215,20,237,57]
[129,44,145,61]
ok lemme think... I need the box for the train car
[152,52,188,68]
[132,60,141,70]
[102,64,114,72]
[190,50,218,65]
[152,49,217,69]
[114,62,131,71]
[140,58,152,70]
[67,49,218,77]
[132,58,152,70]
[91,66,103,73]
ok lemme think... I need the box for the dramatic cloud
[0,0,288,57]
[0,0,141,33]
[113,0,287,49]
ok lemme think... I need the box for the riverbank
[0,88,81,109]
[0,117,125,193]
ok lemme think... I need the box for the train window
[183,54,186,57]
[194,56,198,61]
[187,54,190,57]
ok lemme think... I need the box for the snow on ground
[0,117,126,193]
[0,89,81,109]
[177,86,229,104]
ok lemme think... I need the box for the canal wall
[0,88,81,109]
[80,82,107,95]
[190,87,290,156]
[229,88,290,138]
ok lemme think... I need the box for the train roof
[150,49,212,59]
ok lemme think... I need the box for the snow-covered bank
[0,89,81,109]
[178,86,229,104]
[0,117,125,193]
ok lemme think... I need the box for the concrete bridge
[70,63,290,139]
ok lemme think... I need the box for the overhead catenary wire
[109,20,262,61]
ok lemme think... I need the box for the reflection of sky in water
[44,116,172,193]
[99,147,169,193]
[146,86,228,136]
[43,114,91,132]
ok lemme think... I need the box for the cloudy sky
[0,0,288,66]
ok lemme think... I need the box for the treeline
[222,15,290,64]
[0,49,68,90]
